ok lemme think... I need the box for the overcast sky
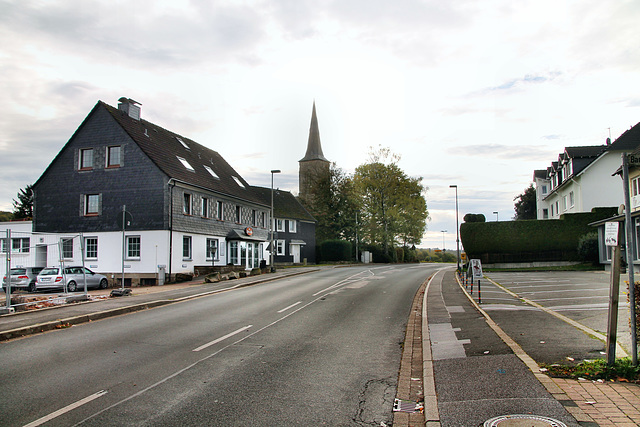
[1,0,639,249]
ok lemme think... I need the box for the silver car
[36,266,109,292]
[2,267,44,292]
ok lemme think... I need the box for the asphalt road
[0,264,441,426]
[483,271,631,363]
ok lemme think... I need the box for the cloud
[0,1,269,68]
[446,144,553,161]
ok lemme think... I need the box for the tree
[353,147,429,255]
[303,164,360,244]
[12,184,34,220]
[513,183,536,220]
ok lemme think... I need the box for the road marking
[23,390,107,427]
[193,325,253,352]
[312,270,374,296]
[277,301,302,313]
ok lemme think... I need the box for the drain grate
[484,414,568,427]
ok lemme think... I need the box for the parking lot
[482,271,633,356]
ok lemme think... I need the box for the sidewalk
[0,267,319,341]
[418,268,640,426]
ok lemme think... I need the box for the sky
[1,0,640,250]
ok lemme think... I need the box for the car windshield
[10,269,26,275]
[40,268,59,275]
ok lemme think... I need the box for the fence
[2,230,90,310]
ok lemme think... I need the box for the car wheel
[27,282,36,293]
[99,279,108,289]
[67,281,77,292]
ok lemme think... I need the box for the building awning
[226,228,268,242]
[290,239,307,246]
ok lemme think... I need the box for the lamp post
[270,169,281,272]
[450,184,460,271]
[493,211,499,222]
[440,230,447,251]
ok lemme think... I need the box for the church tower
[298,102,330,204]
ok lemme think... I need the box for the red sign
[245,227,253,236]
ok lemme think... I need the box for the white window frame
[206,238,219,261]
[62,237,74,259]
[85,237,98,259]
[182,236,192,260]
[12,238,30,253]
[276,219,284,232]
[126,235,141,260]
[276,239,285,256]
[569,191,575,208]
[288,220,297,233]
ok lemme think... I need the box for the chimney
[118,97,141,120]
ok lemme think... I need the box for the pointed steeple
[300,102,329,163]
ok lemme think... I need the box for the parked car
[2,267,44,292]
[35,266,109,292]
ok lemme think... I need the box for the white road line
[23,390,107,427]
[192,325,253,352]
[277,301,302,313]
[312,270,374,296]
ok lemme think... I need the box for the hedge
[319,240,352,262]
[460,207,617,264]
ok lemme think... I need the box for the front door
[290,244,300,264]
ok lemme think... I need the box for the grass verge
[541,357,640,382]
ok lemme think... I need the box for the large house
[1,97,316,285]
[534,126,640,220]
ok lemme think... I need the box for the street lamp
[440,230,447,251]
[493,211,499,222]
[270,169,281,272]
[450,184,460,271]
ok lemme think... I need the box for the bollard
[478,279,481,303]
[470,279,473,294]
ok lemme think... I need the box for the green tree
[514,183,536,220]
[303,164,360,245]
[353,147,429,255]
[12,184,34,220]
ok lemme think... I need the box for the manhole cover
[484,414,567,427]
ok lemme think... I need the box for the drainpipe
[168,179,175,282]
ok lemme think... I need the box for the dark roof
[607,122,640,152]
[250,186,316,222]
[533,170,547,180]
[564,145,606,158]
[299,102,329,163]
[100,101,267,206]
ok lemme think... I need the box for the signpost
[469,259,483,302]
[605,221,621,365]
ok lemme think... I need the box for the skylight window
[204,165,220,179]
[232,176,245,188]
[176,136,189,150]
[177,156,195,172]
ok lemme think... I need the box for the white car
[36,266,109,292]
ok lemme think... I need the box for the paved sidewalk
[418,268,640,426]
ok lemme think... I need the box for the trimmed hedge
[460,207,617,264]
[319,240,352,262]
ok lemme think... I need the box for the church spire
[300,101,329,163]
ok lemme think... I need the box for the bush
[464,213,486,223]
[319,240,352,262]
[577,232,599,264]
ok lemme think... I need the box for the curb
[454,272,595,425]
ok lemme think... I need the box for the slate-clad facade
[251,187,317,264]
[32,98,274,284]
